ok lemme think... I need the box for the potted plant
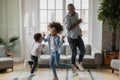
[98,0,120,51]
[0,37,18,57]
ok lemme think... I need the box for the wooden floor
[0,62,119,80]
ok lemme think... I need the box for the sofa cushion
[39,54,50,59]
[61,45,66,55]
[85,44,91,55]
[38,55,67,64]
[0,57,13,61]
[41,45,50,54]
[83,55,94,59]
[0,45,6,57]
[65,45,72,55]
[91,48,101,57]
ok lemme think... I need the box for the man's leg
[68,37,77,66]
[67,37,78,75]
[77,36,85,71]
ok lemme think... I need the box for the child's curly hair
[48,22,63,34]
[34,33,42,42]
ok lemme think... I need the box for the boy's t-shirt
[31,42,42,57]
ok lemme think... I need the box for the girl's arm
[59,35,65,47]
[40,44,45,55]
[56,36,64,54]
[56,36,64,50]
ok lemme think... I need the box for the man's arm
[68,19,82,31]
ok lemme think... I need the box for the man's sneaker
[71,65,76,73]
[77,62,84,71]
[30,73,36,76]
[71,65,78,76]
[73,70,78,76]
[52,77,58,80]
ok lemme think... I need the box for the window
[38,0,89,44]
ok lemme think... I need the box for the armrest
[94,53,102,66]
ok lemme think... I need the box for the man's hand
[77,18,82,24]
[80,29,83,36]
[68,18,82,31]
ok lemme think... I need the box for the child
[43,22,75,80]
[30,33,43,76]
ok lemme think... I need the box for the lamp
[24,13,35,60]
[24,13,35,34]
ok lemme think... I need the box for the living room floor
[0,62,119,80]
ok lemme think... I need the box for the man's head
[67,4,75,15]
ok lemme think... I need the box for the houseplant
[0,37,18,57]
[98,0,120,51]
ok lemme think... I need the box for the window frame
[37,0,90,44]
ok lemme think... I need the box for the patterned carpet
[5,69,106,80]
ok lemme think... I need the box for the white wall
[91,0,102,51]
[0,0,7,39]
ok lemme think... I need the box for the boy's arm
[40,44,45,55]
[43,34,49,42]
[43,37,48,42]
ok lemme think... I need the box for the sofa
[38,44,102,68]
[0,45,14,71]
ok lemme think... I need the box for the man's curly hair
[48,22,63,34]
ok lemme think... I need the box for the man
[63,4,85,71]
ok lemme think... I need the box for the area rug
[5,69,106,80]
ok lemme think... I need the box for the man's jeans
[68,36,85,66]
[49,51,71,78]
